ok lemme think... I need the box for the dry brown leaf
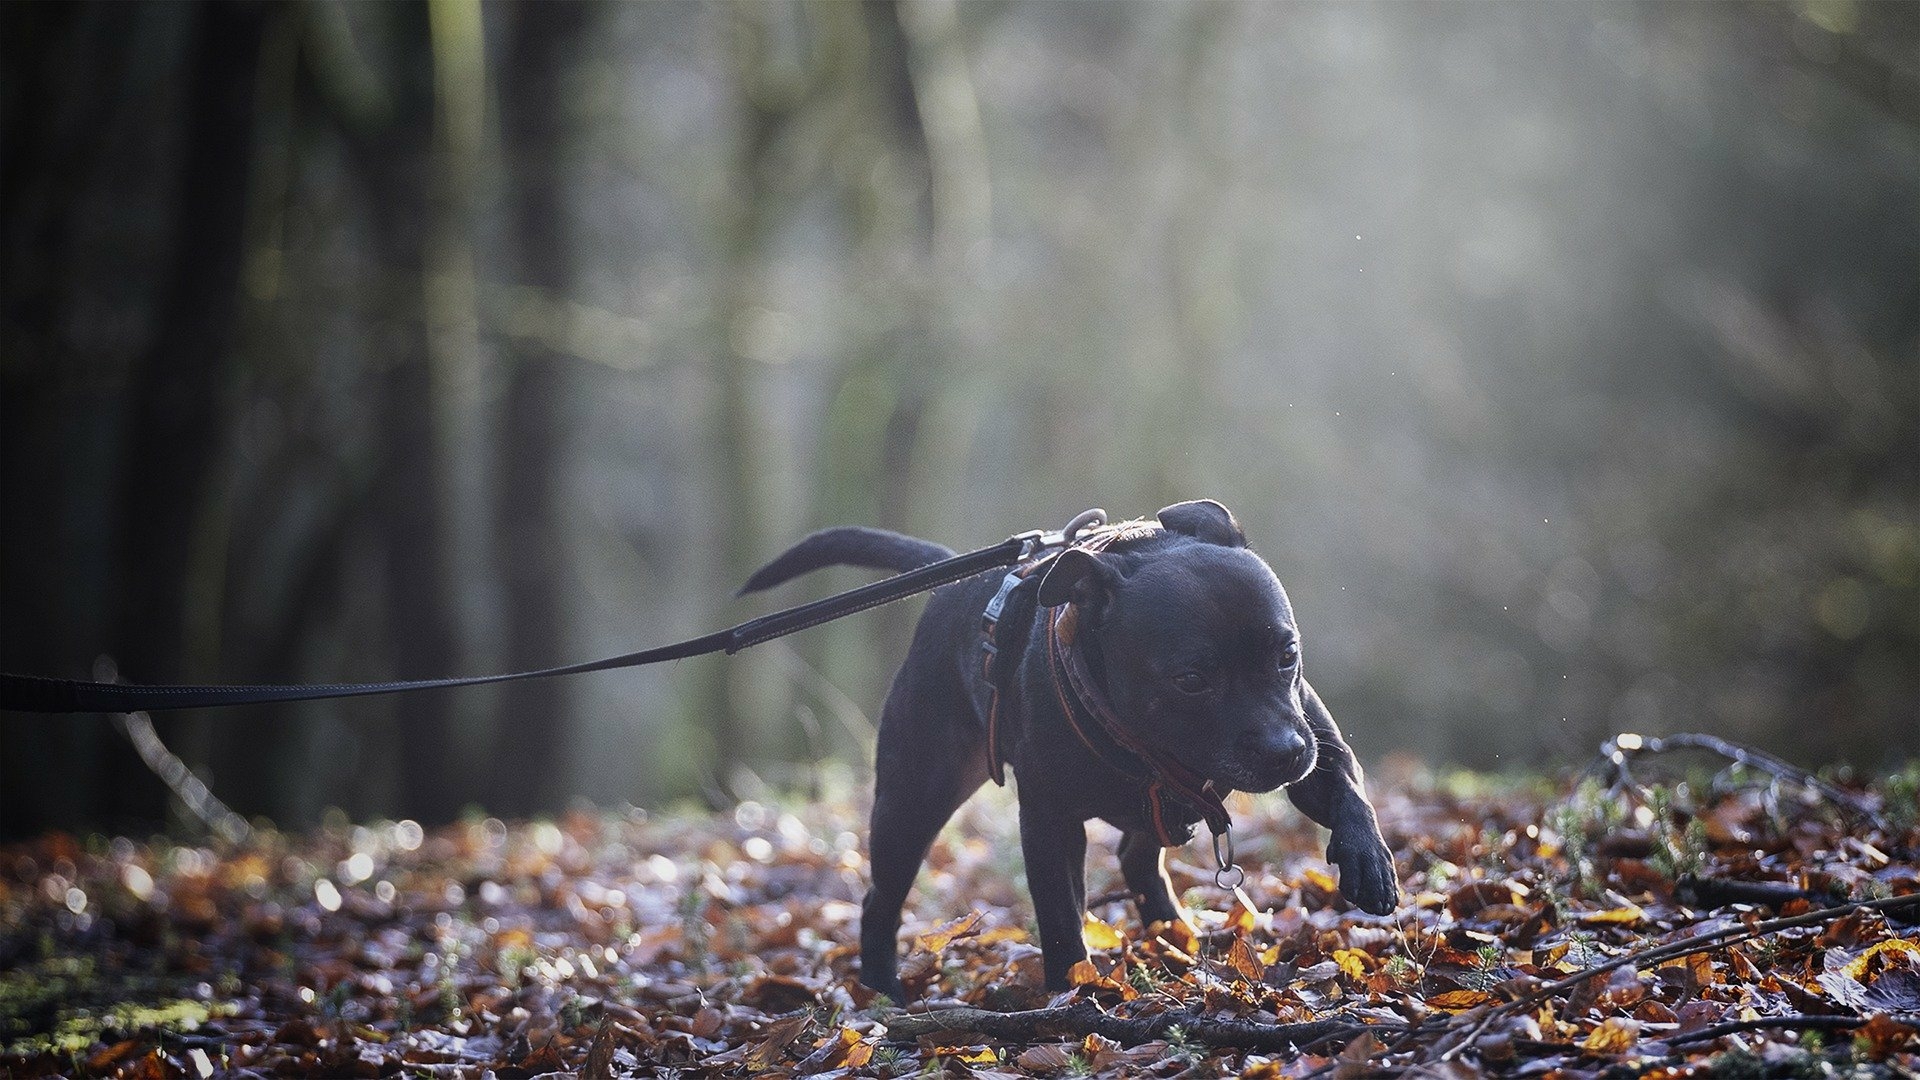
[743,1016,810,1072]
[1015,1043,1075,1071]
[1427,989,1498,1012]
[927,1042,997,1064]
[1333,1031,1383,1080]
[1579,1016,1641,1055]
[1448,880,1518,918]
[912,909,985,955]
[583,1022,617,1080]
[1844,936,1920,981]
[1577,903,1646,927]
[1855,1013,1920,1060]
[690,1006,724,1039]
[1227,935,1267,981]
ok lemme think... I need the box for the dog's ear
[1037,548,1119,615]
[1157,499,1246,547]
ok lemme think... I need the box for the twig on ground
[1425,893,1920,1063]
[881,1001,1392,1053]
[1594,731,1883,827]
[1662,1014,1908,1048]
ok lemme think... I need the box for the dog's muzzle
[1227,723,1316,792]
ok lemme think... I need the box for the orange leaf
[1082,912,1125,950]
[1845,937,1920,982]
[797,1025,871,1073]
[1427,989,1497,1012]
[1855,1013,1920,1060]
[1333,948,1372,980]
[1150,918,1198,954]
[929,1043,998,1065]
[1227,936,1267,982]
[912,909,983,955]
[1067,959,1101,987]
[1080,1032,1123,1068]
[1580,1016,1641,1054]
[1579,903,1646,927]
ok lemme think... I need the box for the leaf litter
[0,752,1915,1077]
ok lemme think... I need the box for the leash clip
[1012,508,1109,561]
[1009,529,1048,561]
[1027,507,1108,557]
[1212,826,1245,890]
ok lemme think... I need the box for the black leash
[0,524,1068,716]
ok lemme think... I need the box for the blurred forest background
[1,0,1915,838]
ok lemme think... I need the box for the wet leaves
[0,761,1916,1076]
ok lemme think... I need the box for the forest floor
[2,750,1917,1079]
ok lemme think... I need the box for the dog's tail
[737,526,957,596]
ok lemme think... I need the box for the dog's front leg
[1018,792,1090,990]
[1285,679,1399,915]
[1116,830,1184,927]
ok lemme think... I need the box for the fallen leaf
[1855,1013,1920,1060]
[1333,947,1371,980]
[1844,936,1920,981]
[1427,989,1498,1012]
[927,1042,997,1064]
[913,909,984,955]
[1333,1031,1382,1080]
[1578,903,1647,927]
[1082,912,1124,950]
[1580,1016,1641,1055]
[1448,880,1518,918]
[744,1015,810,1072]
[794,1025,870,1074]
[1227,935,1267,981]
[583,1022,617,1080]
[1016,1043,1074,1071]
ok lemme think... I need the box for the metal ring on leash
[1061,507,1107,545]
[1212,827,1245,890]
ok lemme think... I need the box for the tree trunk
[103,0,270,829]
[338,2,463,824]
[489,0,592,817]
[0,4,142,837]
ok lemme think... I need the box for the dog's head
[1037,499,1317,794]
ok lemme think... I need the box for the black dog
[740,500,1398,995]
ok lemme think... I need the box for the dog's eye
[1279,645,1300,669]
[1172,671,1211,695]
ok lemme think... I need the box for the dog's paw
[1329,835,1400,916]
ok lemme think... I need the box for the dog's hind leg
[1117,830,1184,928]
[859,681,988,1000]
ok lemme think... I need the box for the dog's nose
[1245,723,1313,779]
[1271,724,1309,766]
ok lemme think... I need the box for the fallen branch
[1662,1014,1896,1048]
[882,1002,1390,1053]
[1427,893,1920,1062]
[1595,731,1883,827]
[1675,874,1823,911]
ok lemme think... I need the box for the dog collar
[1044,604,1233,847]
[977,520,1234,850]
